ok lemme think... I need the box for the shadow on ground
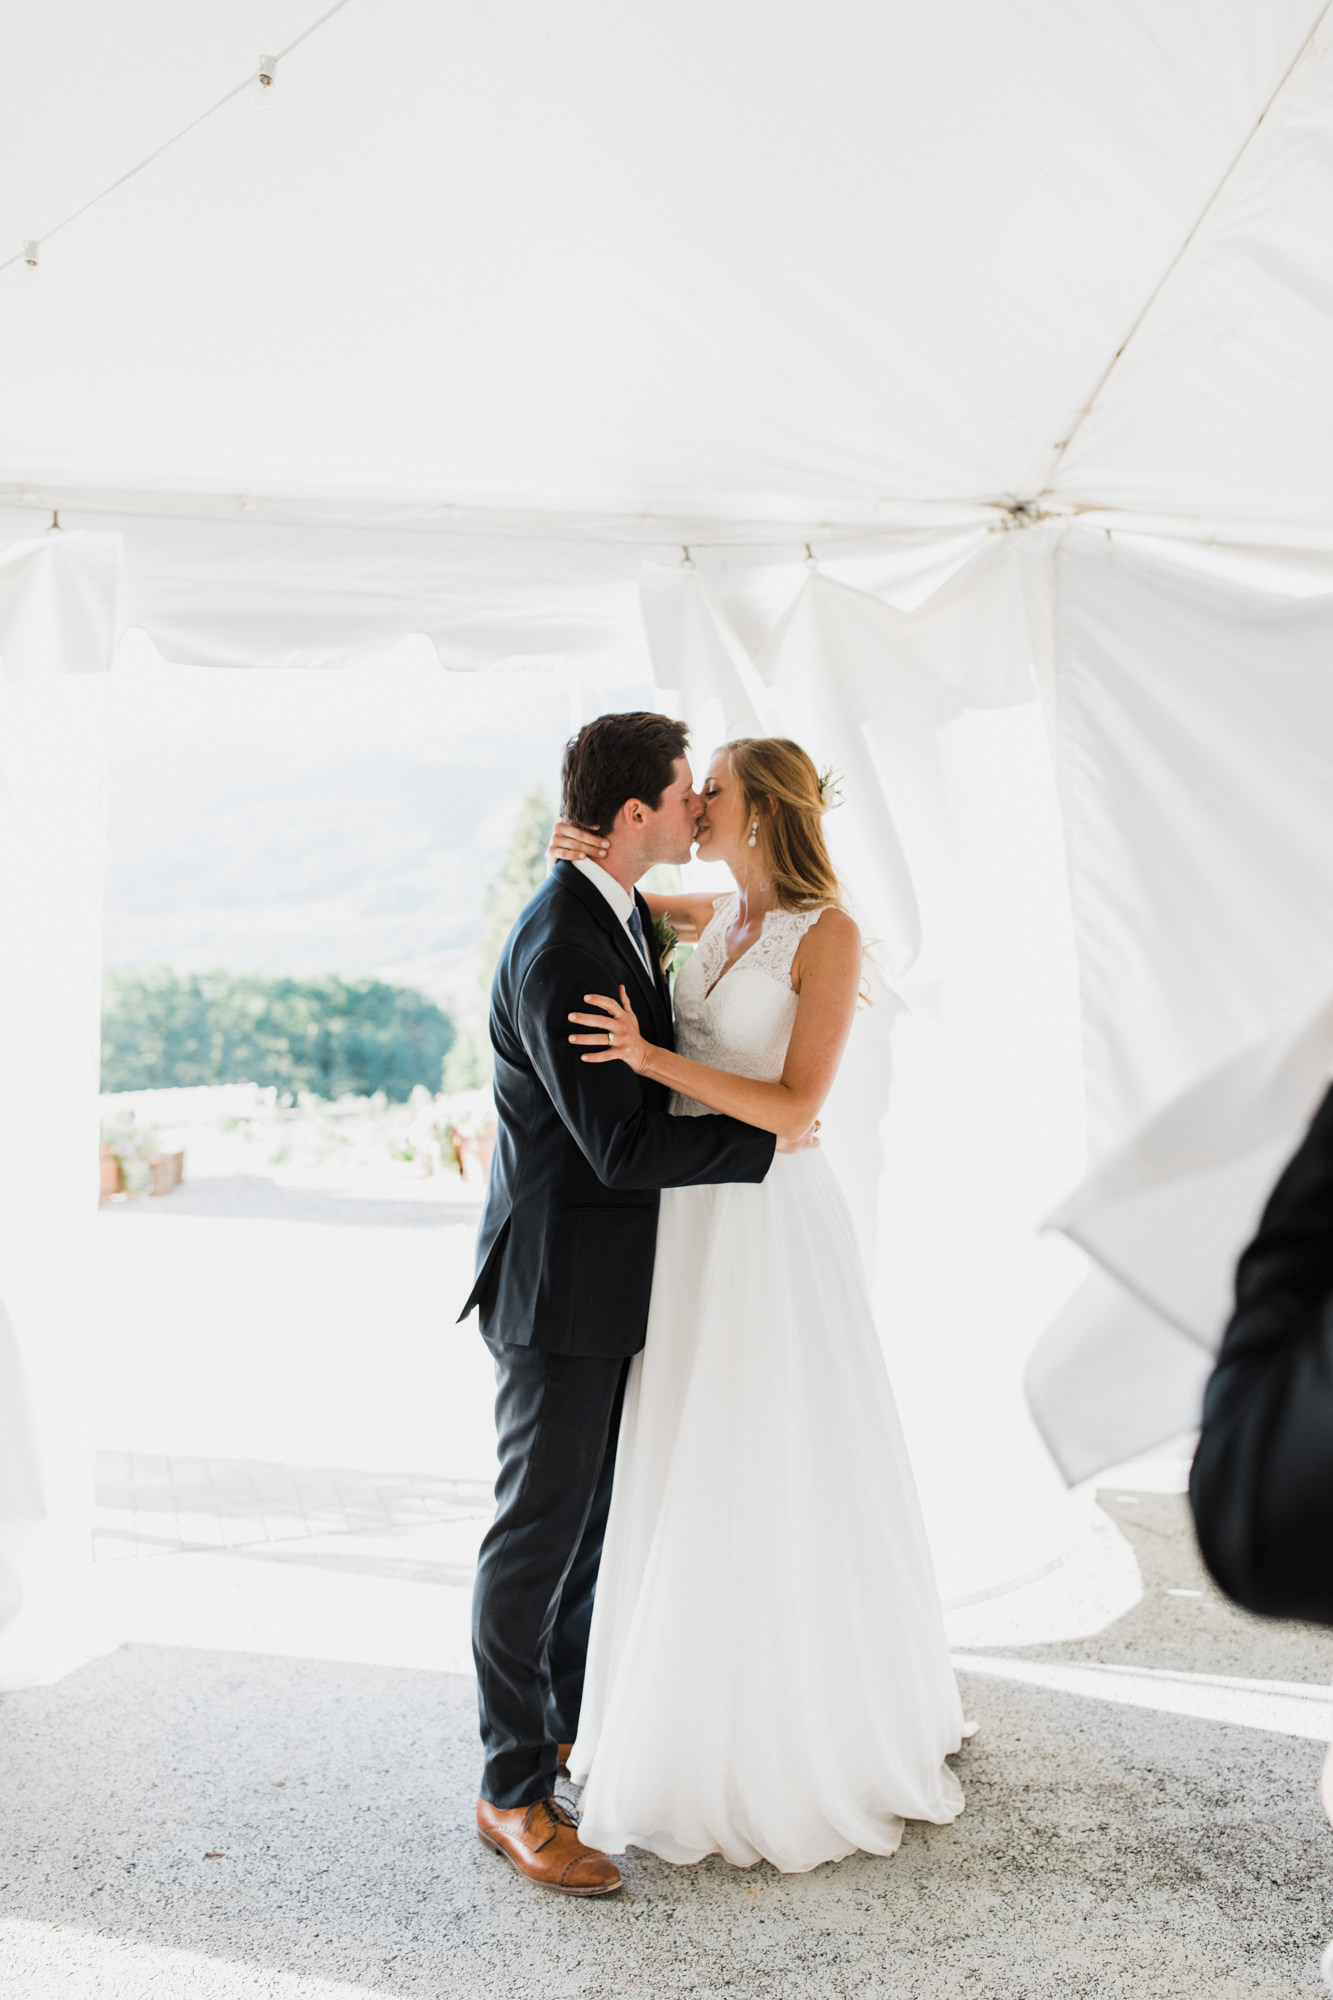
[95,1453,494,1559]
[1000,1490,1333,1686]
[2,1635,1330,1998]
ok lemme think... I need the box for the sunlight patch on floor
[953,1654,1333,1741]
[93,1518,484,1676]
[0,1920,384,2000]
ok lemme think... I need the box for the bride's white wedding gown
[570,895,967,1873]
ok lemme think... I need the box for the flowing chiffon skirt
[571,1148,967,1872]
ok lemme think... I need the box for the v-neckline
[702,903,773,1002]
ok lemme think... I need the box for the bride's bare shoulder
[805,905,859,947]
[792,906,861,982]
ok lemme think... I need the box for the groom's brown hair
[560,712,690,837]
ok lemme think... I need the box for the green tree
[478,782,555,988]
[441,1022,492,1094]
[101,970,455,1102]
[444,784,554,1093]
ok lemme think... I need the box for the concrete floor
[1,1177,1331,1997]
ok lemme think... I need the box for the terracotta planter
[99,1145,185,1200]
[150,1150,185,1197]
[455,1123,498,1182]
[99,1145,123,1201]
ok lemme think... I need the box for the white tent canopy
[4,1,1333,529]
[3,2,1333,1682]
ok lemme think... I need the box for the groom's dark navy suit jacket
[460,860,775,1356]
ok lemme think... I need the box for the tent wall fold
[1049,529,1333,1155]
[0,536,116,1688]
[1021,530,1333,1479]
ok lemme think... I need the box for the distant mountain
[101,649,657,1017]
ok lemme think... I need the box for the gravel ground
[2,1494,1331,2000]
[3,1186,1330,1997]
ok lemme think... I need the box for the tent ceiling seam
[0,485,1004,546]
[1033,0,1333,496]
[4,490,1333,557]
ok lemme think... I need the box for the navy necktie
[627,905,652,973]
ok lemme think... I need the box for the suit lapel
[554,863,670,1041]
[636,889,677,1050]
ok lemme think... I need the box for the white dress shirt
[571,857,654,975]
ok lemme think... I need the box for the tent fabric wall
[0,500,1000,679]
[1050,530,1333,1153]
[1022,532,1333,1483]
[0,535,117,1688]
[0,534,120,683]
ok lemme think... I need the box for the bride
[551,735,967,1873]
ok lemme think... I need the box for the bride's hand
[776,1123,821,1153]
[547,817,610,873]
[568,986,651,1074]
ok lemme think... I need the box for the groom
[460,711,779,1893]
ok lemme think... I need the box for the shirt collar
[571,856,637,928]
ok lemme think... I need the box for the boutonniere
[652,912,687,985]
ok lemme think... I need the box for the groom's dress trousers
[462,861,775,1809]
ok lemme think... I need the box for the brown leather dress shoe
[477,1795,621,1895]
[556,1741,574,1777]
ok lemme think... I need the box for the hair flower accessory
[816,765,844,810]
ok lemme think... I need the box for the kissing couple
[461,711,967,1892]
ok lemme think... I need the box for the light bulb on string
[248,54,277,110]
[21,241,39,290]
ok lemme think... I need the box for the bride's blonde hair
[723,737,844,913]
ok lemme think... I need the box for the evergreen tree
[477,783,555,986]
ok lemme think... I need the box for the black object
[1189,1083,1333,1624]
[459,860,775,1357]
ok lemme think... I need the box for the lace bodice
[669,893,831,1116]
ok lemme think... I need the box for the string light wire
[0,0,357,276]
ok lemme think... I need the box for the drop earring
[748,819,758,847]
